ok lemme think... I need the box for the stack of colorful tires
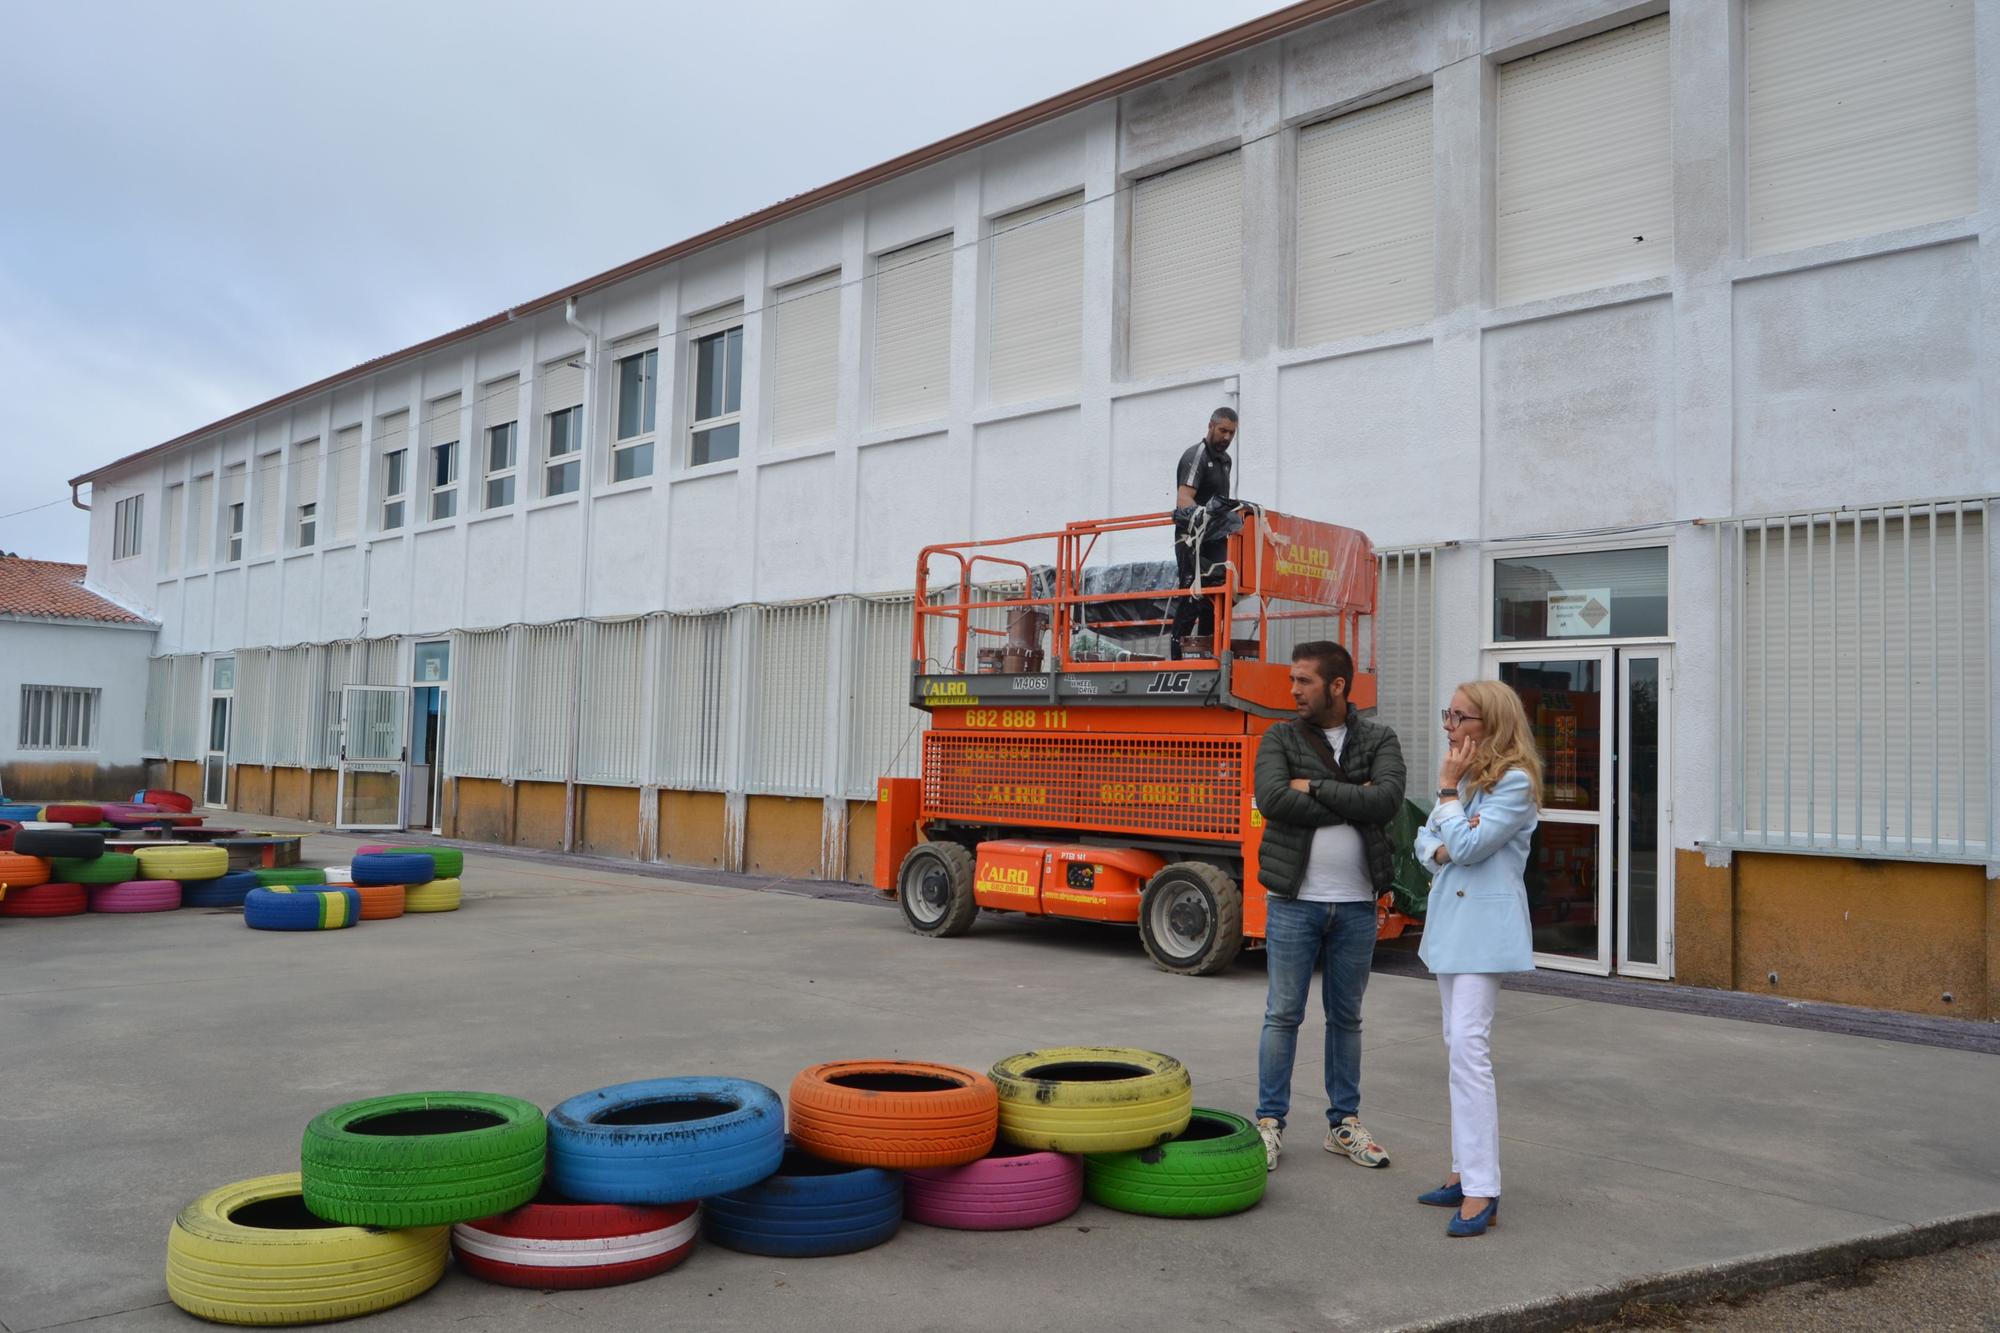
[355,844,464,913]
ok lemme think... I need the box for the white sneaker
[1256,1117,1283,1171]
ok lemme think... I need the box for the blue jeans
[1255,896,1377,1130]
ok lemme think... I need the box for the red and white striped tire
[88,879,183,913]
[451,1199,697,1289]
[904,1148,1084,1230]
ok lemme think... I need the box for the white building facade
[75,0,1999,1010]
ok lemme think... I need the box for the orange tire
[353,883,406,920]
[0,851,52,888]
[788,1060,998,1169]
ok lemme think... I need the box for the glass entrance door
[336,686,407,831]
[203,656,235,809]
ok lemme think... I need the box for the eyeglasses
[1440,709,1483,727]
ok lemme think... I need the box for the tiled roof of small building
[0,556,153,624]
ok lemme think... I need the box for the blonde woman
[1413,679,1543,1238]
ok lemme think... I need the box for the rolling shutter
[253,450,281,555]
[1296,90,1433,344]
[988,193,1084,405]
[1128,151,1241,378]
[331,426,361,538]
[483,376,518,430]
[872,236,952,428]
[771,271,841,447]
[427,394,461,446]
[541,360,584,413]
[292,439,320,543]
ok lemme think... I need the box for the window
[481,377,519,509]
[1296,89,1434,344]
[1494,547,1669,642]
[188,473,213,568]
[1495,16,1671,305]
[18,685,99,751]
[112,495,143,560]
[771,272,840,447]
[425,395,461,520]
[1128,151,1242,378]
[376,411,410,530]
[331,425,361,539]
[1745,0,1976,256]
[219,463,246,563]
[1727,503,1989,857]
[988,195,1083,406]
[162,483,184,574]
[291,438,320,548]
[872,235,952,427]
[542,358,584,496]
[253,450,281,556]
[687,303,743,466]
[612,338,657,481]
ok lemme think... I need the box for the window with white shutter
[377,412,410,529]
[425,394,461,521]
[291,438,319,548]
[162,483,183,573]
[610,333,658,481]
[112,495,144,561]
[541,358,584,495]
[331,426,361,538]
[1128,151,1241,379]
[1296,91,1434,344]
[771,272,841,448]
[253,451,281,556]
[988,193,1084,406]
[871,236,952,428]
[685,301,744,467]
[1495,16,1671,306]
[481,378,519,509]
[1745,0,1976,256]
[219,464,246,563]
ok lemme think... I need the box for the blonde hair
[1450,679,1544,805]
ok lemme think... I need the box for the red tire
[452,1199,697,1289]
[0,819,18,851]
[353,883,406,920]
[788,1060,999,1168]
[0,851,53,888]
[139,789,195,813]
[905,1147,1084,1230]
[1,882,86,917]
[88,879,182,913]
[43,803,103,824]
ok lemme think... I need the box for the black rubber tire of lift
[1137,861,1244,977]
[896,842,977,938]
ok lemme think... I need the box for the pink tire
[904,1148,1083,1230]
[87,879,182,913]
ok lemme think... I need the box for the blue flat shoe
[1417,1182,1464,1207]
[1446,1197,1499,1237]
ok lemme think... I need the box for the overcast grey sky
[0,0,1279,565]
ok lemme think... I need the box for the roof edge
[71,0,1369,488]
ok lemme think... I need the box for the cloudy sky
[0,0,1278,564]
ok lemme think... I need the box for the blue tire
[243,887,361,930]
[702,1141,902,1257]
[183,871,258,908]
[547,1077,784,1205]
[351,852,435,886]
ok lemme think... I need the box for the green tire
[51,853,138,884]
[384,847,464,877]
[1082,1108,1267,1218]
[301,1092,545,1228]
[254,867,327,886]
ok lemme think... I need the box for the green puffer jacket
[1253,711,1407,900]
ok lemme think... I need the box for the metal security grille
[169,655,204,760]
[315,639,401,766]
[1375,547,1437,788]
[264,646,315,766]
[922,732,1247,841]
[1721,500,1991,859]
[144,657,171,757]
[578,618,647,786]
[655,612,731,790]
[749,601,830,795]
[448,629,510,779]
[231,649,271,764]
[847,596,926,795]
[18,686,98,751]
[514,623,578,781]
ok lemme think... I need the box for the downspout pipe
[560,297,598,853]
[70,481,90,511]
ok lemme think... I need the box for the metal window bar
[169,655,204,760]
[231,649,271,765]
[263,647,313,767]
[846,595,927,796]
[749,601,831,796]
[511,622,579,782]
[577,618,648,786]
[446,629,510,779]
[653,611,731,791]
[143,657,171,757]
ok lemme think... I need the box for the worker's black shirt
[1175,440,1232,508]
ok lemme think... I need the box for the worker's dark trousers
[1169,539,1228,652]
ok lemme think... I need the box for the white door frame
[335,685,409,832]
[1616,647,1674,979]
[203,656,235,810]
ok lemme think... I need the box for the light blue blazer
[1414,768,1539,975]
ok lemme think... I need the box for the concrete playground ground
[4,820,1998,1333]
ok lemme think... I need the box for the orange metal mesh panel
[922,731,1246,841]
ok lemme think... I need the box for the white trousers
[1437,972,1504,1198]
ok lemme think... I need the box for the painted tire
[1082,1108,1267,1218]
[51,852,138,884]
[88,879,181,913]
[548,1077,785,1204]
[404,878,462,913]
[989,1047,1193,1153]
[452,1197,697,1289]
[788,1060,998,1168]
[253,867,326,887]
[137,845,229,881]
[352,852,434,886]
[0,803,40,822]
[904,1147,1084,1230]
[380,846,465,877]
[12,828,104,858]
[137,789,196,813]
[322,865,355,886]
[243,887,360,931]
[42,803,103,824]
[0,819,17,852]
[301,1092,546,1227]
[0,851,53,888]
[0,882,85,917]
[703,1141,901,1257]
[352,883,406,920]
[183,871,258,909]
[165,1172,447,1326]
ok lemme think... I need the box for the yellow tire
[988,1047,1192,1153]
[164,1172,447,1326]
[404,877,461,913]
[136,845,230,881]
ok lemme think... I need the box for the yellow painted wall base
[844,802,878,884]
[661,790,727,869]
[271,768,312,821]
[743,796,822,878]
[579,786,641,860]
[453,777,512,846]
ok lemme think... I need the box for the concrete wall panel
[462,519,519,630]
[668,473,738,609]
[280,556,318,645]
[319,547,364,640]
[409,528,459,633]
[1276,342,1440,545]
[365,540,411,638]
[972,407,1084,542]
[520,504,581,625]
[1281,0,1444,121]
[855,435,962,594]
[755,453,841,600]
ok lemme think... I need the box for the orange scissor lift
[873,506,1413,976]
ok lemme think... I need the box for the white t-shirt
[1297,724,1375,904]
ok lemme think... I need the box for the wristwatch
[1437,787,1460,801]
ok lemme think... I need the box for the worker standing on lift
[1169,406,1239,659]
